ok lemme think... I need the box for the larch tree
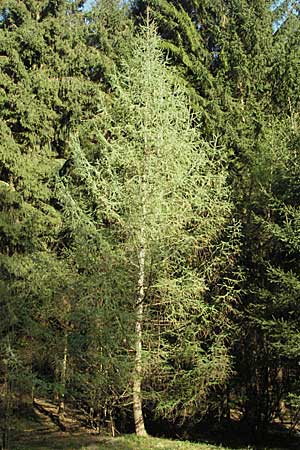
[131,0,224,136]
[59,19,237,435]
[130,0,300,435]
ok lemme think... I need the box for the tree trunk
[2,356,11,450]
[133,225,147,436]
[58,332,68,417]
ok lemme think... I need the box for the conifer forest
[0,1,300,449]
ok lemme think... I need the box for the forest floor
[9,399,299,450]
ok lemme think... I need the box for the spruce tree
[0,0,118,434]
[223,5,300,434]
[212,1,300,435]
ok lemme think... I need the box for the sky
[81,0,294,32]
[83,0,96,11]
[83,0,129,10]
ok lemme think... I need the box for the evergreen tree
[0,0,122,436]
[231,112,300,436]
[224,5,300,435]
[211,1,300,435]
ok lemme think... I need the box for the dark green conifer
[0,0,123,432]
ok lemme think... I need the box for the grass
[11,404,294,450]
[12,433,283,450]
[90,435,245,449]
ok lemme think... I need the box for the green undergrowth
[13,433,284,450]
[11,413,292,450]
[95,435,235,449]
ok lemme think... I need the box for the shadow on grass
[13,434,113,450]
[145,415,300,450]
[185,419,300,450]
[11,410,300,450]
[12,435,166,450]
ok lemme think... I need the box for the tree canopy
[0,0,300,447]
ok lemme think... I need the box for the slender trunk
[109,409,115,437]
[2,354,11,450]
[58,332,68,417]
[226,384,230,421]
[133,7,151,435]
[133,234,147,436]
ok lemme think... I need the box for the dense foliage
[0,0,299,447]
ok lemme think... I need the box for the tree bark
[133,233,147,436]
[2,368,10,450]
[58,332,68,417]
[133,10,150,435]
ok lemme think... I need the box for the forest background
[0,0,300,448]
